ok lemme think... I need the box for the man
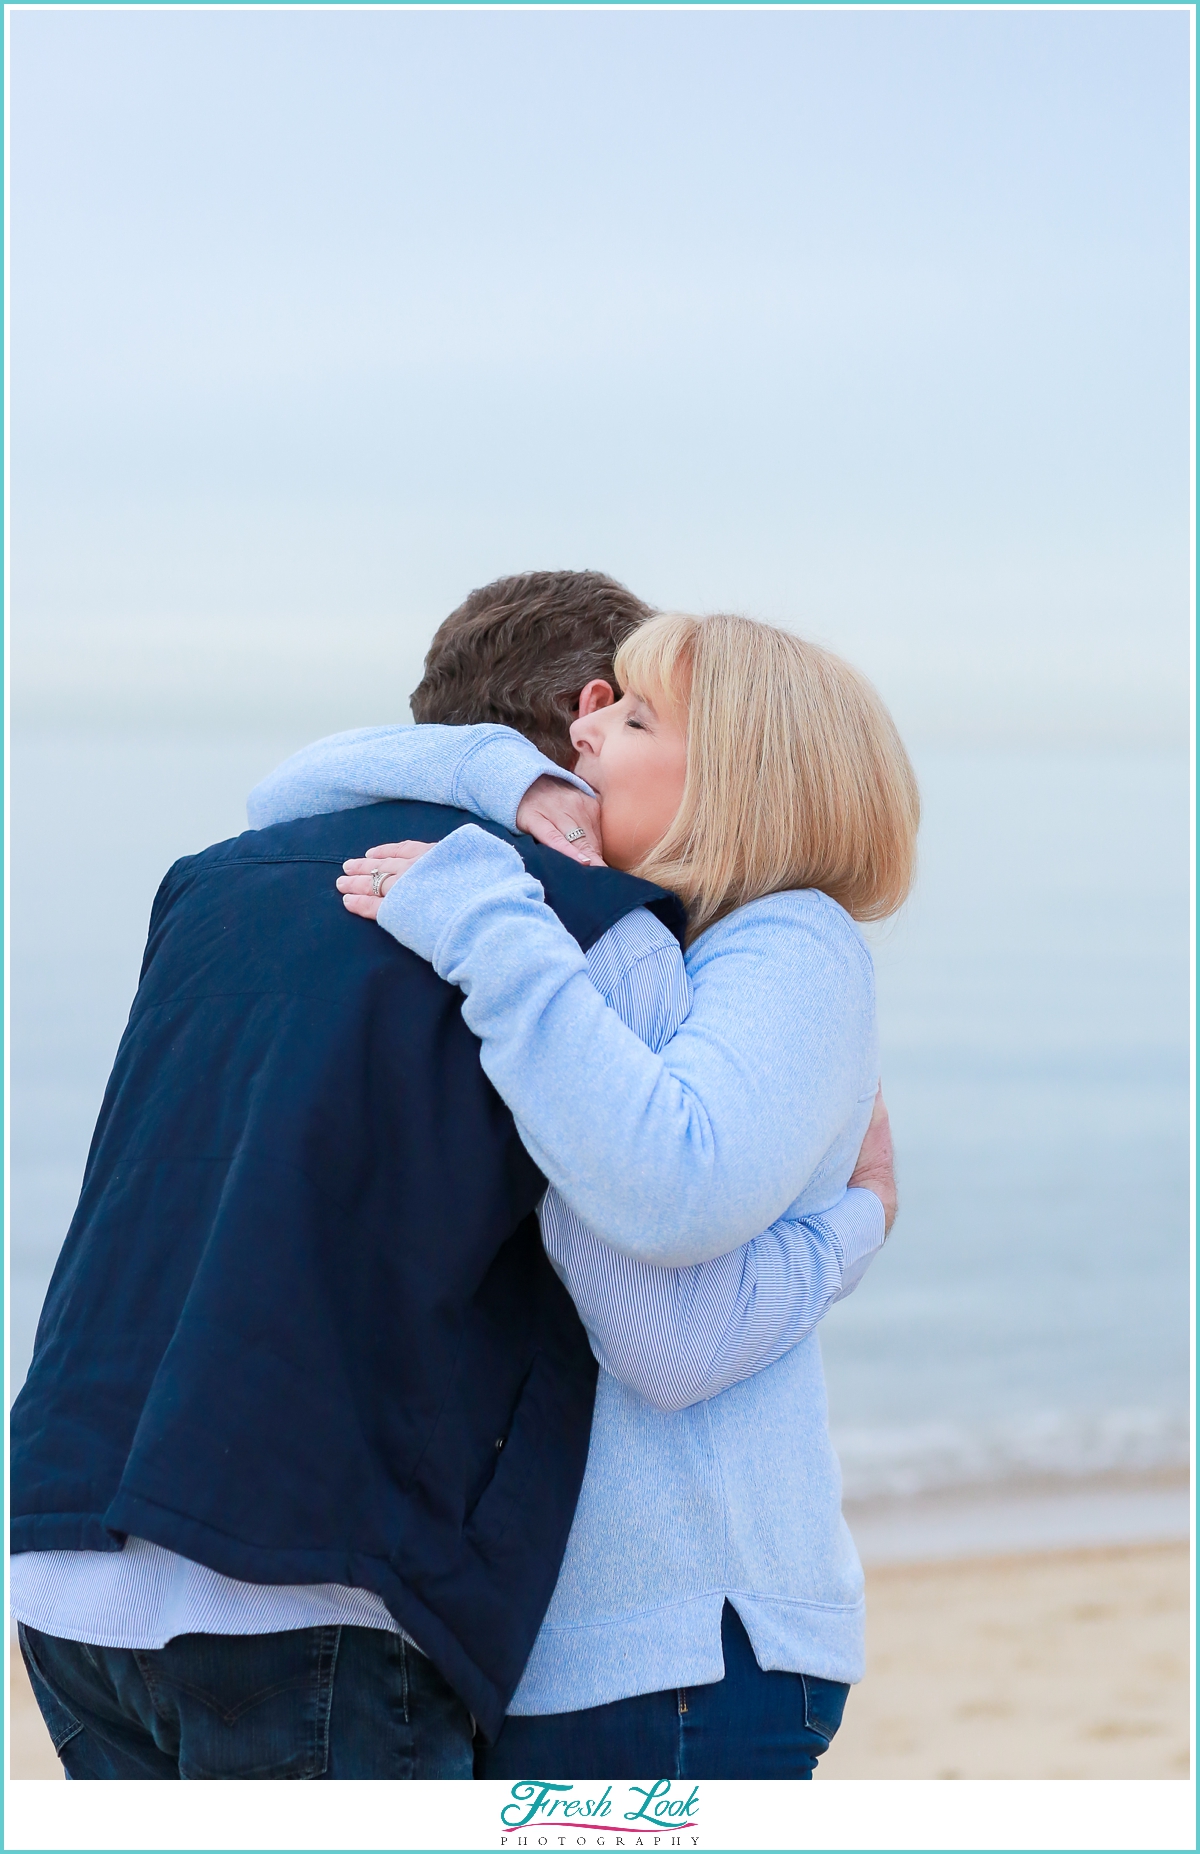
[11,571,893,1779]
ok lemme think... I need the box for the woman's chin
[597,830,637,874]
[599,822,667,874]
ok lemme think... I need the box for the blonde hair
[613,612,920,938]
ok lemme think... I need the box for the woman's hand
[515,776,605,866]
[337,842,435,919]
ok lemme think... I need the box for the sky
[9,6,1192,747]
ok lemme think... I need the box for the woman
[253,611,919,1777]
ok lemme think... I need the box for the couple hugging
[12,570,918,1782]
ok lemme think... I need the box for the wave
[832,1406,1191,1502]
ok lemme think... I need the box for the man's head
[410,570,653,768]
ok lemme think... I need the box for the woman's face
[570,682,689,871]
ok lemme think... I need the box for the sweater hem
[507,1586,865,1715]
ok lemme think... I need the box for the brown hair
[616,612,920,937]
[411,571,653,767]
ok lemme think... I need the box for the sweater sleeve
[557,913,884,1405]
[247,723,593,833]
[378,824,877,1267]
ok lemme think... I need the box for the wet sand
[9,1540,1191,1781]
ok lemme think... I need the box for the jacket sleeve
[247,723,592,832]
[378,825,878,1267]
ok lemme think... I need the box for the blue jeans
[477,1603,849,1780]
[18,1621,474,1779]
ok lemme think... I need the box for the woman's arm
[247,723,592,834]
[558,907,883,1406]
[378,826,878,1267]
[543,1187,885,1412]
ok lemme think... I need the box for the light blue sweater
[250,725,880,1703]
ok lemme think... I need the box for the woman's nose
[570,713,599,755]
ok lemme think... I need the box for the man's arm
[847,1088,897,1235]
[542,1184,885,1412]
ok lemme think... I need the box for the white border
[1189,0,1199,1823]
[5,0,15,1809]
[2,1776,1199,1853]
[2,6,1195,1851]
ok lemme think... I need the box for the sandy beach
[819,1539,1191,1780]
[10,1537,1190,1782]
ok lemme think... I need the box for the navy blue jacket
[10,801,683,1737]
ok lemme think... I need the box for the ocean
[8,735,1192,1527]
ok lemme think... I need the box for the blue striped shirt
[12,733,883,1687]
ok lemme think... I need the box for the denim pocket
[799,1672,849,1747]
[137,1626,341,1780]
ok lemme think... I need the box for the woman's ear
[576,679,616,717]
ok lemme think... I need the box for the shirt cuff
[808,1186,886,1293]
